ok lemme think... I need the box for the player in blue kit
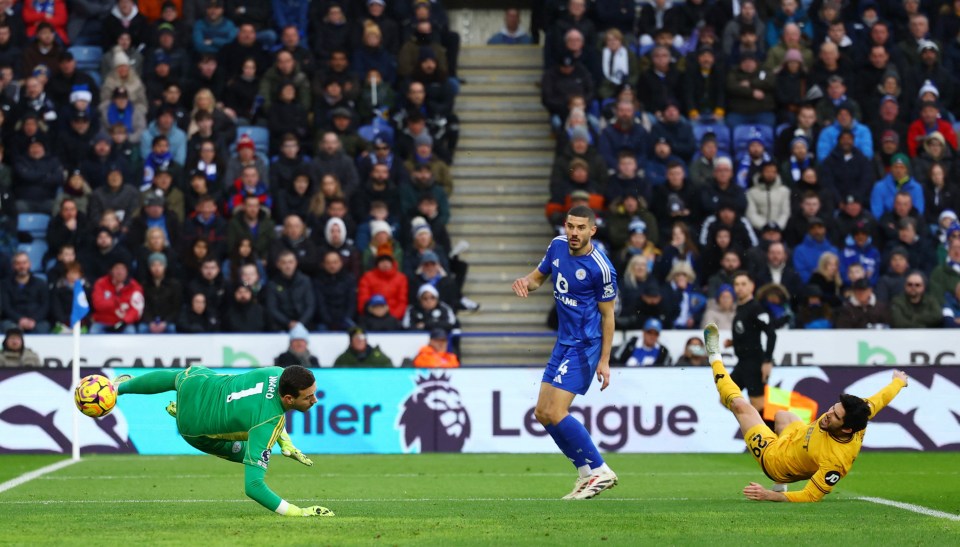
[512,205,619,500]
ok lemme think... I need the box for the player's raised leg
[703,323,765,435]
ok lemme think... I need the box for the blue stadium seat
[732,124,775,157]
[17,213,50,240]
[692,123,731,153]
[69,46,102,70]
[358,123,395,146]
[775,123,791,137]
[17,241,48,272]
[236,126,269,155]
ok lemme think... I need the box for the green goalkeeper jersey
[175,366,286,469]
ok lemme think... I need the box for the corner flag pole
[69,279,90,462]
[71,318,81,461]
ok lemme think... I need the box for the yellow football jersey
[762,377,906,502]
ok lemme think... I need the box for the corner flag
[70,280,89,326]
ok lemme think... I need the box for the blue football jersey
[537,236,618,345]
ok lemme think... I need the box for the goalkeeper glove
[278,431,313,466]
[286,504,335,517]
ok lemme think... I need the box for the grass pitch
[1,452,958,545]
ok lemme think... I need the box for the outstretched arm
[866,370,908,420]
[745,464,841,503]
[512,268,550,297]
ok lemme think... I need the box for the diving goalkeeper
[113,365,333,516]
[703,323,908,502]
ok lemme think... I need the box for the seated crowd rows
[528,0,960,331]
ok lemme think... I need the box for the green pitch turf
[1,453,958,545]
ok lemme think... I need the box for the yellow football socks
[710,355,743,410]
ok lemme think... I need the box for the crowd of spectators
[0,0,480,347]
[532,0,960,331]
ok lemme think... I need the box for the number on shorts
[751,433,768,457]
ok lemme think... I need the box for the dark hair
[279,365,315,398]
[566,205,596,224]
[732,270,753,283]
[152,135,169,147]
[838,394,870,433]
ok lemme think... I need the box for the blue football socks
[555,415,605,470]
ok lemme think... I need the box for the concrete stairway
[450,45,557,366]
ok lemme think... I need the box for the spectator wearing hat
[616,218,661,275]
[351,20,397,85]
[871,154,925,220]
[835,194,878,245]
[13,136,63,213]
[404,222,449,276]
[102,31,145,79]
[773,47,810,123]
[870,128,904,181]
[334,326,393,367]
[49,53,99,108]
[89,260,143,334]
[908,40,954,107]
[263,249,314,332]
[684,45,726,122]
[605,193,659,256]
[934,213,960,263]
[724,50,776,130]
[146,19,190,79]
[100,86,146,145]
[766,20,813,71]
[541,54,595,130]
[138,252,181,333]
[840,221,882,286]
[404,132,453,197]
[834,278,891,328]
[412,328,459,368]
[778,134,813,188]
[891,271,941,328]
[361,219,403,272]
[21,21,62,77]
[623,318,671,366]
[222,283,266,333]
[358,249,408,321]
[227,193,275,260]
[333,327,393,368]
[223,133,269,191]
[101,50,148,114]
[402,282,458,335]
[127,191,182,254]
[0,328,41,367]
[792,216,838,283]
[274,323,320,367]
[816,104,873,161]
[746,160,791,232]
[663,262,706,329]
[398,20,450,79]
[358,293,401,331]
[876,247,910,304]
[906,101,958,158]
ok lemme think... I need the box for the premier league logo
[398,373,471,453]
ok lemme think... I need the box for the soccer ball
[75,374,117,418]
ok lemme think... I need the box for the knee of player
[533,405,559,426]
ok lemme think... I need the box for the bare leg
[534,382,577,426]
[774,410,803,435]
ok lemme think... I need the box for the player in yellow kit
[703,323,908,502]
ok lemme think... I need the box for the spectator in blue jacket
[643,138,683,188]
[648,101,696,161]
[599,100,649,172]
[840,222,882,286]
[140,108,187,167]
[487,9,532,45]
[816,106,873,160]
[765,0,813,48]
[871,153,925,220]
[793,217,838,282]
[192,0,237,55]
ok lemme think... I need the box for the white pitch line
[0,459,79,494]
[0,497,696,505]
[855,496,960,522]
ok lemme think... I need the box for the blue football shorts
[542,340,602,395]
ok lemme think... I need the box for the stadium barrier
[25,329,960,368]
[3,366,958,455]
[29,332,430,368]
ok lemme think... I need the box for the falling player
[111,365,333,516]
[703,323,908,502]
[511,205,619,500]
